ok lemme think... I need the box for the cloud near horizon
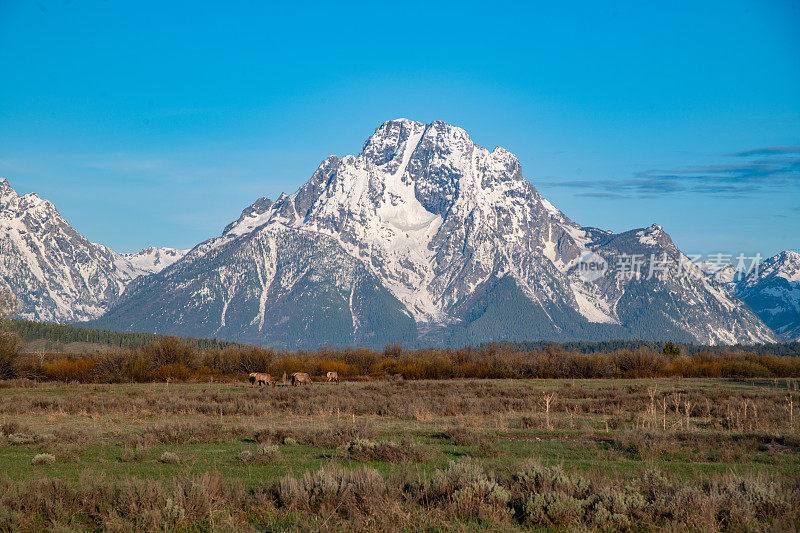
[541,145,800,199]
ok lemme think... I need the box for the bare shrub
[40,358,95,382]
[519,415,541,429]
[1,420,23,435]
[141,336,195,367]
[0,332,22,380]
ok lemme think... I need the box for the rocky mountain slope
[92,120,775,346]
[0,178,181,322]
[736,251,800,342]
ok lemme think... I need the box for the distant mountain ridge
[122,247,188,276]
[0,178,183,322]
[698,251,800,342]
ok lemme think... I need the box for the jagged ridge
[92,120,776,346]
[0,178,184,322]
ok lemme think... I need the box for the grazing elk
[290,372,313,386]
[326,371,340,384]
[249,372,275,387]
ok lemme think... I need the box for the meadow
[0,376,798,531]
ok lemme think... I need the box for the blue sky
[1,1,798,258]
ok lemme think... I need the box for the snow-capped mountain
[697,261,739,292]
[94,120,775,346]
[0,178,181,322]
[0,178,137,321]
[736,251,800,342]
[123,247,188,276]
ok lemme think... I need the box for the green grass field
[0,378,798,531]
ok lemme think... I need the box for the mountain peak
[0,179,57,215]
[757,250,800,283]
[0,178,18,201]
[223,196,275,237]
[382,117,425,128]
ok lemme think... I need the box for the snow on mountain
[576,224,774,345]
[95,120,776,346]
[741,251,800,287]
[123,247,188,275]
[0,178,175,322]
[697,261,739,291]
[0,178,136,321]
[736,251,800,341]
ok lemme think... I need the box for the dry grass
[0,378,797,530]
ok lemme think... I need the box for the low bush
[441,426,481,446]
[345,438,431,462]
[256,443,281,462]
[31,453,56,465]
[7,433,35,445]
[159,451,180,464]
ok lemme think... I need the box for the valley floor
[0,378,798,531]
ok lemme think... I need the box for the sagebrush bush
[0,459,793,530]
[522,492,588,525]
[159,451,180,464]
[31,453,56,465]
[256,443,281,462]
[275,465,394,515]
[7,433,35,445]
[345,438,430,462]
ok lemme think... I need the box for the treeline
[1,335,799,383]
[9,319,238,351]
[13,319,800,358]
[509,340,800,357]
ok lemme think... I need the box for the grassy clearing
[0,378,798,531]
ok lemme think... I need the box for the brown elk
[290,372,313,386]
[249,372,275,387]
[326,371,340,384]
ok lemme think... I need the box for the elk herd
[248,371,339,387]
